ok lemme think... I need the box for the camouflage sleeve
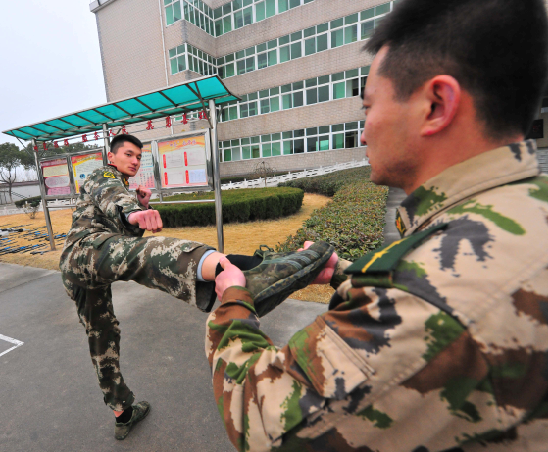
[329,258,352,290]
[84,169,144,225]
[206,282,459,451]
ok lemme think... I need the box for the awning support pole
[32,138,56,251]
[102,124,110,165]
[209,99,224,253]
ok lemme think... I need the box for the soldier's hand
[215,256,246,300]
[136,185,152,208]
[299,241,338,284]
[128,209,163,233]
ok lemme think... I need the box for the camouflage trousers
[59,233,216,411]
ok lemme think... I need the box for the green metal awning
[2,75,238,142]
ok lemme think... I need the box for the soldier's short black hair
[110,134,143,154]
[364,0,548,139]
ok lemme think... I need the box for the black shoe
[114,401,151,440]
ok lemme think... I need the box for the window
[218,66,370,123]
[215,2,394,78]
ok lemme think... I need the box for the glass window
[240,103,249,118]
[255,2,266,22]
[283,141,293,154]
[318,85,329,102]
[318,136,329,151]
[306,88,317,105]
[307,137,318,153]
[248,101,258,116]
[224,63,235,77]
[293,91,304,108]
[345,13,359,24]
[242,146,251,159]
[268,49,277,66]
[260,99,270,114]
[251,145,261,158]
[237,60,246,75]
[223,15,232,32]
[305,37,316,56]
[290,42,302,59]
[345,25,358,44]
[294,139,305,154]
[347,78,360,97]
[330,18,344,29]
[270,96,280,112]
[279,35,290,45]
[166,5,174,25]
[257,52,268,69]
[232,148,242,161]
[243,6,253,25]
[282,131,292,139]
[234,10,244,28]
[282,94,292,110]
[215,19,223,36]
[170,58,178,75]
[266,0,276,17]
[272,142,281,156]
[333,133,345,149]
[361,20,374,40]
[289,0,300,8]
[375,3,391,15]
[304,26,315,38]
[333,82,346,99]
[224,149,232,162]
[317,22,328,33]
[345,131,358,148]
[280,46,290,63]
[246,56,255,72]
[317,33,328,52]
[291,31,302,41]
[361,7,374,21]
[331,29,344,48]
[262,143,272,157]
[278,0,288,13]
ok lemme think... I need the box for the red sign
[182,113,188,125]
[54,141,59,148]
[42,142,47,151]
[166,116,172,128]
[64,139,69,146]
[146,120,154,130]
[122,126,128,134]
[82,134,88,142]
[94,131,100,140]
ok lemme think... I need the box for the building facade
[90,0,548,177]
[89,0,392,176]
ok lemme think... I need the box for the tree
[0,142,34,203]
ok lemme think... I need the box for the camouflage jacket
[205,140,548,452]
[64,165,145,249]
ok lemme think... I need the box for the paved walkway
[0,188,406,451]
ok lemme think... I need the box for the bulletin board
[40,157,72,196]
[71,150,105,193]
[128,143,155,190]
[155,130,213,191]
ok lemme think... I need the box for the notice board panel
[71,151,104,193]
[157,132,211,190]
[128,143,155,190]
[41,158,71,196]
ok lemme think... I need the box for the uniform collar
[106,164,130,186]
[395,140,540,237]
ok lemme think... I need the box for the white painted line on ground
[0,333,24,357]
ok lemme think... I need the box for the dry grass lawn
[0,193,334,303]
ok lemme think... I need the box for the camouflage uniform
[60,164,215,411]
[205,141,548,451]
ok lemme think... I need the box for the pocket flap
[91,233,117,249]
[288,317,374,400]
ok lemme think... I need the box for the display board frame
[128,141,156,192]
[38,148,108,200]
[152,129,214,195]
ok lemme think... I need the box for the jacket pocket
[288,316,374,400]
[91,233,118,250]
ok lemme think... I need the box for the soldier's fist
[128,209,163,233]
[136,185,152,208]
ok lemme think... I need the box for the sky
[0,0,106,148]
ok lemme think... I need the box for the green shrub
[278,167,372,197]
[15,196,42,208]
[276,167,389,261]
[156,187,304,227]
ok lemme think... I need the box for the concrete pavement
[0,263,326,452]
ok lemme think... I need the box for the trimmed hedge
[157,187,304,227]
[15,196,42,208]
[276,167,389,261]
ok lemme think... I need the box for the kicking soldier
[207,0,548,450]
[60,133,333,440]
